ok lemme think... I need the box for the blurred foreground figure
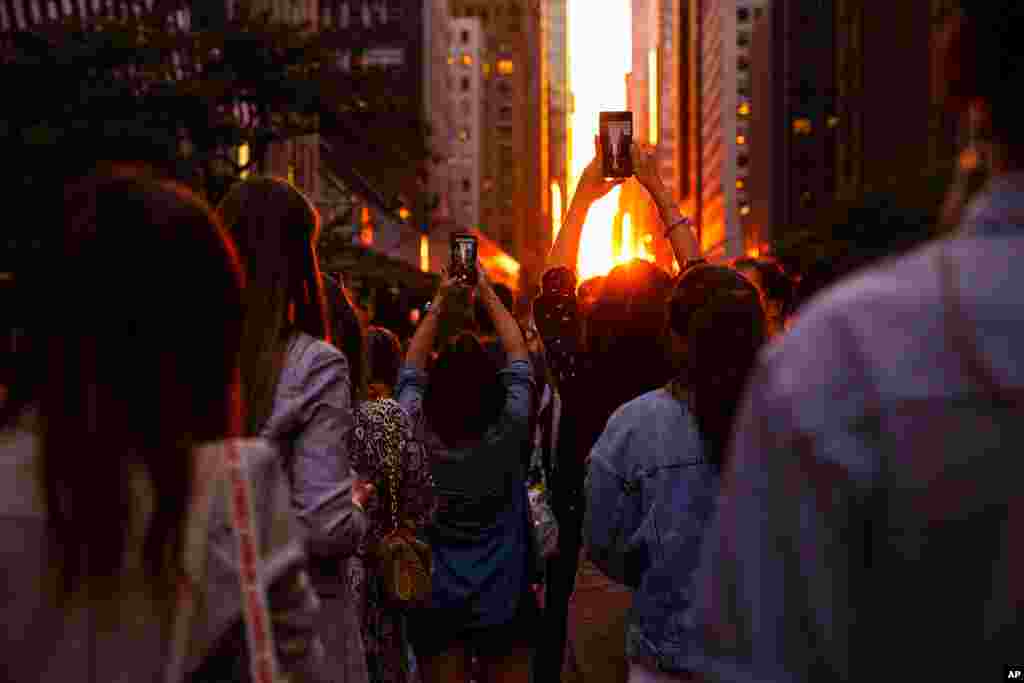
[0,172,321,682]
[691,5,1024,681]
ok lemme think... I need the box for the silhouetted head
[367,325,403,397]
[586,259,675,424]
[423,331,504,448]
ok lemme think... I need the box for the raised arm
[476,264,528,363]
[405,269,460,371]
[632,143,700,263]
[546,137,625,274]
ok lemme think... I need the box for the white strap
[224,439,280,683]
[163,441,280,683]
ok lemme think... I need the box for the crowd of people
[1,5,1021,682]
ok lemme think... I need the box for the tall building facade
[686,0,768,261]
[747,0,958,254]
[448,0,544,293]
[449,17,485,233]
[542,0,569,245]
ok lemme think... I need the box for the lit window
[740,204,751,216]
[447,56,455,65]
[497,59,514,75]
[737,134,747,145]
[736,179,746,190]
[462,54,473,65]
[792,118,812,134]
[458,129,470,141]
[738,102,751,116]
[398,207,411,220]
[483,62,491,76]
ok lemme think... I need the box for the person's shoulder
[608,388,680,424]
[285,332,349,378]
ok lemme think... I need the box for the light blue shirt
[690,176,1024,683]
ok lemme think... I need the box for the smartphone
[450,232,478,285]
[600,111,633,179]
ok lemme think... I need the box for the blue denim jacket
[584,388,719,672]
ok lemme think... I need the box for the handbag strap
[164,440,280,683]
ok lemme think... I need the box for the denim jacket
[584,387,719,672]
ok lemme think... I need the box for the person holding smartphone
[399,263,537,683]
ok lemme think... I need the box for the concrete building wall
[448,17,485,233]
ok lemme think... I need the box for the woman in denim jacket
[584,266,766,682]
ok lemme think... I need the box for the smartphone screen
[600,111,633,179]
[450,233,478,285]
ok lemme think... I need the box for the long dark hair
[324,273,368,403]
[216,176,329,435]
[669,265,766,469]
[38,172,244,614]
[423,331,503,448]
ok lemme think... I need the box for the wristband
[664,215,692,239]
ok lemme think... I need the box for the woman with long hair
[0,171,320,682]
[217,176,374,683]
[399,266,536,683]
[584,265,766,682]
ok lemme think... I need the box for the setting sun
[568,0,631,283]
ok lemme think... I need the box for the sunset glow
[568,0,631,283]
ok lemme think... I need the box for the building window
[792,117,813,135]
[461,29,469,44]
[462,178,472,192]
[737,154,749,168]
[738,7,750,22]
[458,129,470,141]
[460,99,472,116]
[497,59,514,75]
[461,77,470,91]
[738,31,750,47]
[462,54,473,65]
[738,57,750,71]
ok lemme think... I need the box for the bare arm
[546,137,625,274]
[632,143,700,263]
[405,270,461,371]
[476,265,528,362]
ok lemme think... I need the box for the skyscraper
[448,0,545,292]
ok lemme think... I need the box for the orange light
[361,207,371,223]
[960,148,979,171]
[409,308,421,324]
[738,102,751,116]
[238,143,250,179]
[569,0,631,280]
[740,205,751,216]
[736,179,746,190]
[827,115,840,128]
[398,207,411,221]
[617,213,635,264]
[736,134,747,145]
[447,56,455,65]
[462,54,473,65]
[747,246,760,258]
[497,59,514,75]
[551,182,563,241]
[792,118,812,135]
[648,48,659,145]
[419,234,429,272]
